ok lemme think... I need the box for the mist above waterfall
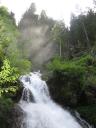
[18,4,57,69]
[19,25,55,65]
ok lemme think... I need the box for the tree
[0,6,31,75]
[52,21,66,57]
[0,59,19,85]
[39,10,48,24]
[69,10,96,56]
[29,3,36,14]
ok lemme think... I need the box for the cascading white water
[19,72,91,128]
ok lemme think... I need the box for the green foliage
[0,6,32,104]
[0,6,31,76]
[0,7,18,49]
[0,59,19,85]
[47,55,96,107]
[0,52,20,102]
[48,8,96,58]
[52,21,65,41]
[6,42,32,75]
[77,104,96,127]
[47,54,96,73]
[0,6,9,17]
[69,9,96,56]
[0,7,26,127]
[51,21,68,57]
[0,97,13,128]
[14,59,32,75]
[0,86,18,97]
[47,56,86,74]
[86,76,96,87]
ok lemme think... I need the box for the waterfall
[19,72,92,128]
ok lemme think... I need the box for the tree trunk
[60,41,62,57]
[82,22,90,49]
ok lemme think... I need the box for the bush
[0,59,19,85]
[77,104,96,127]
[0,97,13,128]
[47,55,96,106]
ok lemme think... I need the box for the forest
[0,2,96,128]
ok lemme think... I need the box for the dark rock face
[11,105,25,128]
[22,88,34,103]
[47,71,96,107]
[12,86,23,102]
[47,71,80,107]
[85,86,96,104]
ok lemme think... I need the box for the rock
[11,104,25,128]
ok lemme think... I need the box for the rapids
[19,72,92,128]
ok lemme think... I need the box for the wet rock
[11,104,25,128]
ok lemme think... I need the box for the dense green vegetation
[0,97,13,128]
[0,6,31,128]
[0,2,96,128]
[77,104,96,126]
[47,55,96,126]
